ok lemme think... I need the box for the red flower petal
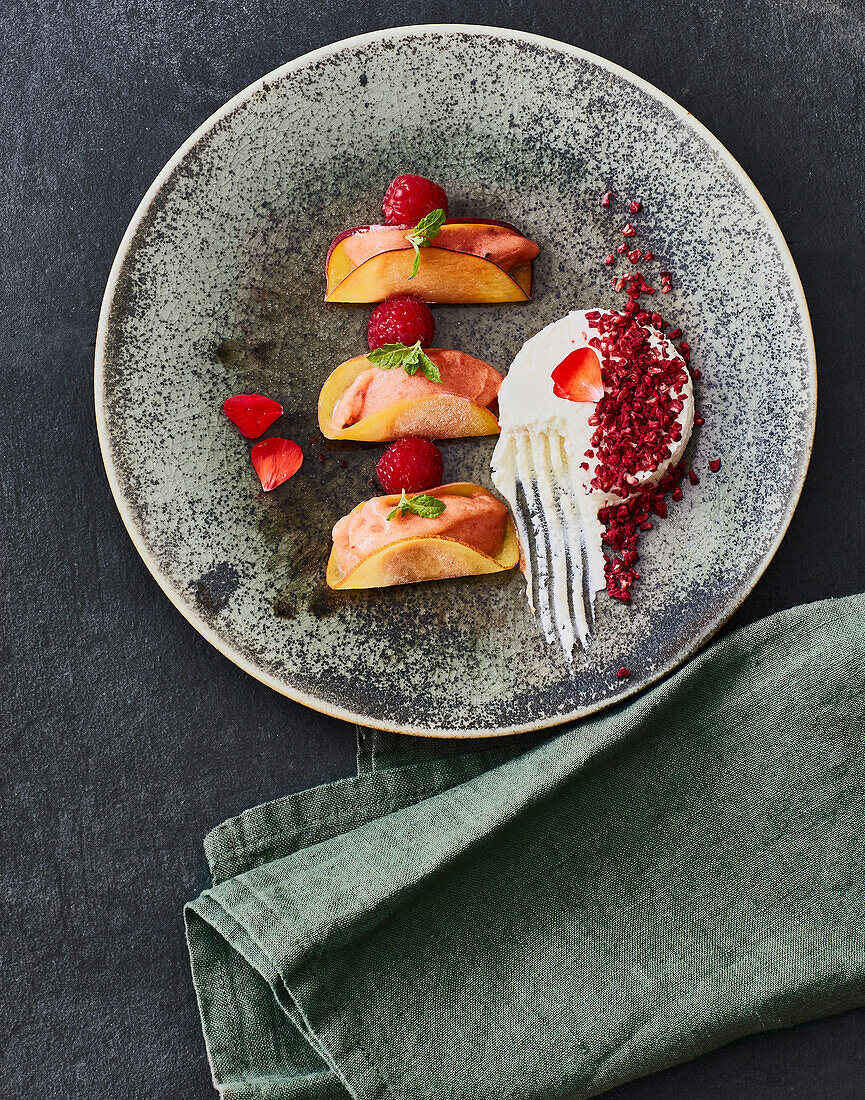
[223,393,283,439]
[251,438,303,490]
[551,347,604,403]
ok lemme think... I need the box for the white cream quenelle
[491,309,694,658]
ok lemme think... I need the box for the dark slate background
[3,1,864,1097]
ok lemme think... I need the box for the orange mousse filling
[340,223,540,274]
[331,350,503,430]
[332,487,508,576]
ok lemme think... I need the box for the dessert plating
[491,308,694,656]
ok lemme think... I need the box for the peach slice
[325,221,537,303]
[326,248,532,304]
[326,483,519,590]
[318,351,501,441]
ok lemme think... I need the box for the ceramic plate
[95,25,815,737]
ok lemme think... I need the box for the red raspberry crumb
[368,295,435,350]
[709,458,721,472]
[382,175,448,226]
[629,200,642,214]
[622,223,637,237]
[603,254,616,266]
[616,667,631,679]
[694,414,705,426]
[600,191,612,207]
[376,437,444,493]
[688,469,700,485]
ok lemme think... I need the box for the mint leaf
[368,341,440,382]
[386,490,409,521]
[405,207,445,280]
[386,491,447,521]
[405,494,446,518]
[402,344,421,376]
[368,343,413,370]
[417,348,441,383]
[409,208,446,241]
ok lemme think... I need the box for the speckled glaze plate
[95,25,815,737]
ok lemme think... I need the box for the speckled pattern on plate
[95,25,815,737]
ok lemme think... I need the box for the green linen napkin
[186,594,865,1100]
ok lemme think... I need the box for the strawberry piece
[250,438,303,490]
[382,174,449,226]
[223,393,283,439]
[376,437,443,493]
[368,295,435,350]
[551,348,604,403]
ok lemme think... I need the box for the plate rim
[94,23,817,739]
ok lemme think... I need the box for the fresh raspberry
[382,174,449,226]
[368,295,435,350]
[376,438,443,494]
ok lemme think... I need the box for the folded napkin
[186,594,865,1100]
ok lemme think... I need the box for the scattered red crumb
[588,193,704,605]
[617,667,631,679]
[585,311,690,496]
[583,308,694,602]
[709,458,721,472]
[598,461,687,601]
[600,191,612,207]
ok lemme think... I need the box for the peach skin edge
[318,352,502,441]
[326,484,520,590]
[324,246,532,304]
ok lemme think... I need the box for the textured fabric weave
[186,594,865,1099]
